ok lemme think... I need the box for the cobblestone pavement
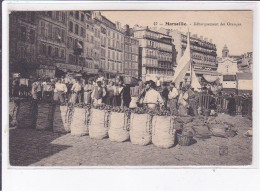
[9,113,252,166]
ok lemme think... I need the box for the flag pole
[188,29,192,85]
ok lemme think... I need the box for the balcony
[144,55,157,59]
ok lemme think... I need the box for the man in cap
[142,80,164,110]
[168,82,179,115]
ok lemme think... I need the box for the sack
[180,116,193,124]
[210,123,237,138]
[17,101,37,129]
[70,107,89,136]
[53,105,72,133]
[108,112,130,142]
[130,113,152,146]
[192,117,207,126]
[152,116,176,149]
[192,125,212,139]
[89,109,108,139]
[36,103,55,131]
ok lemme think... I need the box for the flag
[77,41,83,49]
[191,68,201,92]
[57,33,62,40]
[172,32,191,88]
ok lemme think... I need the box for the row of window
[67,37,84,50]
[108,38,123,50]
[146,68,173,75]
[46,11,66,24]
[39,43,65,58]
[40,21,66,43]
[125,70,138,78]
[125,37,139,46]
[108,50,123,61]
[17,46,35,60]
[125,62,138,70]
[125,53,138,61]
[125,45,138,54]
[69,21,86,37]
[143,58,158,67]
[69,11,85,22]
[19,26,35,44]
[85,47,99,60]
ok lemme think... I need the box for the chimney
[200,35,203,40]
[204,37,208,42]
[209,39,212,43]
[116,21,122,30]
[125,24,130,36]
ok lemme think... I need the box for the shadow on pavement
[9,128,71,166]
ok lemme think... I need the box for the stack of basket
[16,101,37,129]
[36,103,55,131]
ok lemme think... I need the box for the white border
[2,1,260,190]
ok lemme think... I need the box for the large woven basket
[17,100,37,129]
[177,133,193,146]
[36,103,55,131]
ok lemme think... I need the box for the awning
[203,74,220,82]
[236,72,252,80]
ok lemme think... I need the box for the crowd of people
[10,74,252,117]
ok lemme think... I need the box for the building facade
[93,11,125,78]
[66,11,86,68]
[123,25,139,78]
[133,26,174,81]
[170,30,218,79]
[9,12,38,76]
[36,11,67,77]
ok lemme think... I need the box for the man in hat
[142,80,164,109]
[91,80,106,106]
[168,82,179,115]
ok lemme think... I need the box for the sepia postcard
[4,3,255,169]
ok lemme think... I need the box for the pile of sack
[181,116,238,139]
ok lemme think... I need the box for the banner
[172,32,191,88]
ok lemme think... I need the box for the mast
[188,29,192,85]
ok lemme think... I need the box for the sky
[101,11,253,57]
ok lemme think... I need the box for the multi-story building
[92,11,125,78]
[238,52,253,72]
[93,17,101,69]
[9,12,38,76]
[170,30,218,80]
[66,11,86,68]
[36,11,67,77]
[123,25,139,78]
[133,26,174,81]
